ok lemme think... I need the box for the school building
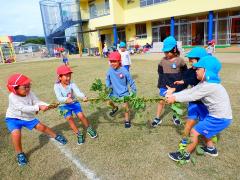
[79,0,240,50]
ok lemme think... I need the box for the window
[140,0,168,7]
[136,23,147,38]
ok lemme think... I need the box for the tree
[23,38,45,45]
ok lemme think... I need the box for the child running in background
[167,56,232,162]
[61,50,69,66]
[106,52,137,128]
[119,42,132,72]
[151,36,188,127]
[206,40,215,56]
[167,47,209,137]
[5,74,67,166]
[54,65,97,145]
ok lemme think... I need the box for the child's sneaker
[172,115,181,126]
[55,134,67,145]
[77,132,85,145]
[87,127,97,138]
[200,146,218,157]
[17,152,27,166]
[109,106,119,117]
[151,118,162,127]
[124,121,131,128]
[168,151,190,162]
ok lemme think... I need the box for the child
[103,43,109,58]
[206,40,215,56]
[54,65,97,145]
[61,50,69,66]
[119,42,132,71]
[167,56,232,162]
[5,74,67,166]
[151,36,187,127]
[106,52,137,128]
[167,47,209,136]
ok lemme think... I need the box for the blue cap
[186,47,208,58]
[119,42,126,48]
[162,36,177,52]
[193,56,222,83]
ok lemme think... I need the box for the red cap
[108,52,121,61]
[7,74,31,94]
[56,65,72,75]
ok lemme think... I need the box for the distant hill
[11,35,44,42]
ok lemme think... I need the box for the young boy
[61,50,69,66]
[167,56,232,162]
[54,65,97,145]
[118,42,132,71]
[167,47,209,136]
[106,52,137,128]
[6,74,67,166]
[152,36,187,127]
[206,40,215,56]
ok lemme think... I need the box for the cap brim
[193,62,203,68]
[162,45,176,52]
[21,79,31,85]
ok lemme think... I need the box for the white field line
[51,139,100,180]
[0,87,100,180]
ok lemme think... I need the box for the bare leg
[76,112,90,128]
[34,122,56,138]
[123,102,130,121]
[186,128,200,153]
[11,129,22,153]
[203,137,214,147]
[183,120,196,138]
[66,116,79,134]
[107,100,117,109]
[156,100,165,118]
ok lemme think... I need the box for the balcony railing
[89,3,110,19]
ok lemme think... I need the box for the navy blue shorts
[187,102,209,121]
[63,58,68,64]
[194,116,232,139]
[159,88,167,97]
[5,118,40,132]
[59,102,82,118]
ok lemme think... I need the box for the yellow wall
[122,0,240,24]
[79,0,240,47]
[125,21,152,46]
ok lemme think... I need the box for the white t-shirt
[6,92,48,121]
[119,50,131,66]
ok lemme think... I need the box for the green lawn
[0,58,239,179]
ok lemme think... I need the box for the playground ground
[0,53,239,179]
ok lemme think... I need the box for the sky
[0,0,44,36]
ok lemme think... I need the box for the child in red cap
[54,65,97,145]
[5,74,67,166]
[106,52,137,128]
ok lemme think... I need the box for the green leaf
[196,145,205,155]
[191,156,196,165]
[211,135,218,143]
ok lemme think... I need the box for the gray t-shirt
[174,81,232,119]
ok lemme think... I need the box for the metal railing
[89,3,110,19]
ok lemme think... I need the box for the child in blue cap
[167,56,232,162]
[151,36,187,127]
[167,47,209,136]
[119,41,132,71]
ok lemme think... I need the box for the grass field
[0,57,239,180]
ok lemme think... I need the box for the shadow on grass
[132,74,138,80]
[49,168,73,180]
